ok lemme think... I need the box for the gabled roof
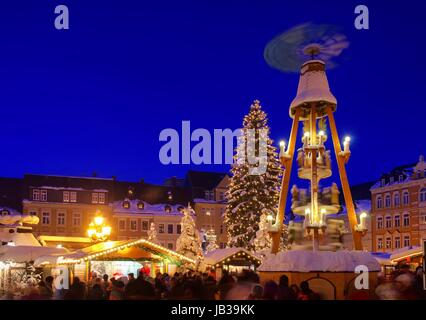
[23,174,114,191]
[204,248,261,265]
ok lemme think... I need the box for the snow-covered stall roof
[390,246,422,263]
[0,230,42,247]
[204,248,261,266]
[258,250,381,272]
[0,246,70,263]
[34,238,196,267]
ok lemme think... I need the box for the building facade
[371,155,426,253]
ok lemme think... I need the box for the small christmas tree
[205,228,219,253]
[224,100,282,251]
[253,210,273,253]
[147,222,158,244]
[176,204,203,261]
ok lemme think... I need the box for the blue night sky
[0,0,425,184]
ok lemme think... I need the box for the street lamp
[87,212,111,242]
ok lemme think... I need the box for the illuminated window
[377,238,383,249]
[70,192,77,203]
[385,237,392,249]
[92,193,99,204]
[98,193,105,204]
[123,200,130,209]
[57,212,66,225]
[63,191,70,202]
[32,189,40,201]
[137,201,145,210]
[164,205,172,213]
[40,190,47,202]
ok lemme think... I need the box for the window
[220,225,224,234]
[381,178,386,186]
[63,191,70,202]
[130,220,138,231]
[219,192,225,201]
[92,193,99,204]
[403,192,409,205]
[40,190,47,202]
[70,192,77,203]
[395,237,401,249]
[123,200,130,209]
[220,243,225,249]
[385,237,392,249]
[394,215,400,228]
[385,194,391,208]
[73,213,81,226]
[119,219,126,231]
[176,224,181,234]
[205,190,214,200]
[137,201,145,210]
[377,238,383,250]
[57,212,66,225]
[159,224,165,234]
[167,243,173,250]
[399,175,404,182]
[393,193,400,206]
[376,196,383,209]
[142,221,148,230]
[32,189,40,201]
[98,193,105,204]
[420,188,426,202]
[423,215,426,224]
[42,212,50,225]
[164,205,172,213]
[168,224,173,234]
[404,235,410,247]
[377,216,383,229]
[390,177,394,184]
[29,210,37,216]
[385,216,392,228]
[403,213,410,227]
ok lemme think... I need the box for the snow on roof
[0,246,69,263]
[390,246,422,262]
[204,248,258,265]
[113,200,186,215]
[0,231,41,246]
[258,250,381,272]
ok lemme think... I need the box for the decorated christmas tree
[176,204,203,261]
[205,228,219,253]
[225,100,282,251]
[254,209,290,254]
[147,222,158,244]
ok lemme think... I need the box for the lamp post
[87,212,111,242]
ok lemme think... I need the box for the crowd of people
[18,269,320,300]
[14,265,426,300]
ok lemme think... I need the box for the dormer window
[165,205,172,213]
[177,206,184,213]
[205,190,214,200]
[399,175,404,182]
[381,179,386,187]
[389,177,394,184]
[137,201,145,210]
[167,191,173,201]
[1,210,10,216]
[123,200,130,209]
